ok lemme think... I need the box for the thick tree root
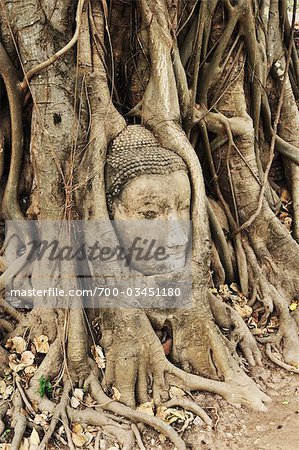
[209,292,262,366]
[87,372,187,450]
[166,362,271,412]
[0,296,23,322]
[0,305,279,450]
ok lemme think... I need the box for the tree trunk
[0,0,298,448]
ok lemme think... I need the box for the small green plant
[1,428,11,440]
[38,376,52,398]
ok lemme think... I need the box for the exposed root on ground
[0,304,275,449]
[244,241,299,369]
[265,344,299,374]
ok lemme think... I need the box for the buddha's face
[112,170,191,275]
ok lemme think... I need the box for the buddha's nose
[165,214,189,249]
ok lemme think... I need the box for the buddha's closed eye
[139,210,159,219]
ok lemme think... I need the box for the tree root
[209,292,262,367]
[0,252,32,292]
[7,308,59,342]
[1,318,274,450]
[0,317,14,333]
[244,241,299,368]
[266,343,299,373]
[162,398,212,426]
[11,391,27,450]
[15,377,35,416]
[88,377,187,450]
[131,423,146,450]
[166,362,271,412]
[0,402,8,436]
[0,43,24,220]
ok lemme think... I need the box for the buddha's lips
[164,249,187,259]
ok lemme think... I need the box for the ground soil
[141,360,299,450]
[187,369,299,450]
[47,357,298,450]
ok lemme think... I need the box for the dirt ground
[44,352,299,450]
[187,370,299,450]
[141,360,299,450]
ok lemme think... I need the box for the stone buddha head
[105,125,191,275]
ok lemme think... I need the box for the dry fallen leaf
[156,405,168,420]
[164,407,186,423]
[112,386,121,401]
[219,284,230,297]
[72,423,83,434]
[9,351,35,373]
[24,365,37,376]
[169,386,186,399]
[91,345,106,369]
[34,413,48,426]
[136,400,155,416]
[71,424,87,448]
[0,379,6,395]
[159,433,166,444]
[70,396,80,408]
[74,388,84,401]
[85,432,94,446]
[3,385,13,400]
[72,431,86,447]
[8,354,19,372]
[33,335,49,354]
[29,428,40,449]
[20,351,35,365]
[70,388,84,408]
[6,336,26,354]
[290,302,298,311]
[233,303,252,319]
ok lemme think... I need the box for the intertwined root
[0,252,294,449]
[0,250,296,450]
[0,298,275,450]
[7,352,270,450]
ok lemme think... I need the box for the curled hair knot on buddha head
[105,125,188,217]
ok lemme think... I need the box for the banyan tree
[0,0,298,448]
